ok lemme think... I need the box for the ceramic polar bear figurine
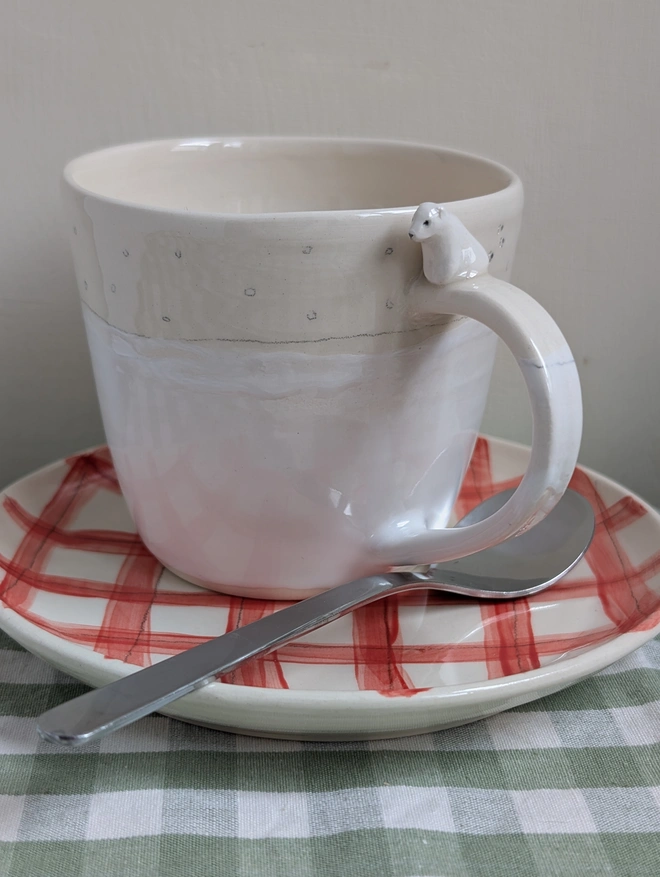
[408,202,489,285]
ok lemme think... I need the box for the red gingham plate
[1,436,660,740]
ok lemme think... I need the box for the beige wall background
[2,0,659,502]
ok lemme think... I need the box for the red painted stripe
[3,496,146,553]
[0,455,106,613]
[93,546,163,666]
[570,468,659,633]
[351,598,415,691]
[479,599,540,678]
[64,448,121,493]
[220,598,288,688]
[599,495,649,532]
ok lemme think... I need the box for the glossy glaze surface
[84,308,498,595]
[63,138,523,347]
[396,203,582,565]
[1,437,658,739]
[62,138,580,595]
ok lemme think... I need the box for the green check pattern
[1,627,660,877]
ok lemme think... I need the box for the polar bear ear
[422,205,443,226]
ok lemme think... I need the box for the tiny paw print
[385,299,394,309]
[306,311,317,321]
[488,252,494,262]
[498,224,504,233]
[174,250,182,259]
[499,238,505,248]
[385,247,394,255]
[122,249,129,257]
[302,246,313,255]
[110,284,116,293]
[162,316,171,322]
[244,288,256,297]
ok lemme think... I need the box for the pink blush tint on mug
[62,138,581,598]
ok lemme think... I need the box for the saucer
[1,437,659,740]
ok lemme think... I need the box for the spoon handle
[37,573,413,746]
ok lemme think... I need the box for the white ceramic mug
[62,137,582,599]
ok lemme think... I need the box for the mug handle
[378,204,583,568]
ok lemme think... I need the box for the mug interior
[65,138,516,215]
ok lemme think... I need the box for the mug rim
[63,135,523,221]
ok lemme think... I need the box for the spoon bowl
[37,487,595,747]
[429,487,595,597]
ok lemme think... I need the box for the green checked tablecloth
[1,627,660,877]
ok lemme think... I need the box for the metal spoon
[37,487,594,746]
